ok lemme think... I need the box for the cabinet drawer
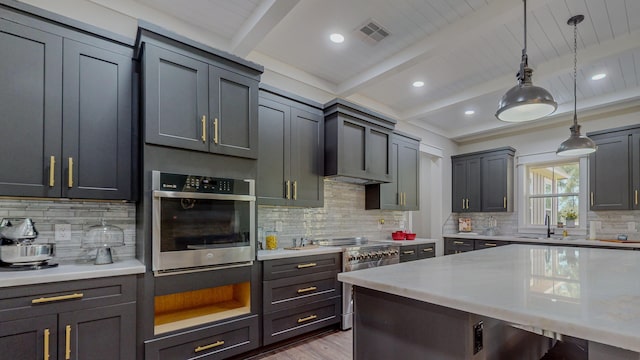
[399,245,418,263]
[263,297,340,345]
[474,240,509,250]
[263,270,340,313]
[444,238,474,255]
[262,253,341,281]
[417,243,436,259]
[0,275,136,321]
[145,315,258,360]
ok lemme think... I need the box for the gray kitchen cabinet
[262,252,341,345]
[258,87,324,207]
[139,25,262,159]
[474,239,509,250]
[444,238,475,255]
[0,12,132,200]
[452,147,515,213]
[366,132,421,210]
[588,125,640,211]
[324,99,395,184]
[0,275,136,360]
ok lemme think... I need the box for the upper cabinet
[588,125,640,210]
[324,99,395,184]
[138,23,263,159]
[258,86,324,207]
[366,132,420,211]
[452,147,515,213]
[0,8,132,200]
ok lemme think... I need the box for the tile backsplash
[258,179,408,247]
[0,199,135,263]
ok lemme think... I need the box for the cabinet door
[257,98,290,206]
[632,134,640,210]
[62,39,132,200]
[399,140,419,210]
[209,66,259,159]
[143,43,209,151]
[590,134,629,210]
[399,245,418,262]
[340,119,367,177]
[378,141,401,209]
[0,315,57,360]
[482,154,508,212]
[290,107,324,207]
[367,128,392,181]
[0,19,62,197]
[451,159,467,212]
[59,302,135,360]
[466,158,482,212]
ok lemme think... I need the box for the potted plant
[563,209,577,227]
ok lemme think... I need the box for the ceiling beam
[231,0,300,57]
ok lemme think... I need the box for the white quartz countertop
[444,232,640,249]
[257,246,342,260]
[375,238,438,246]
[338,244,640,353]
[0,259,146,288]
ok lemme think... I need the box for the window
[526,161,580,227]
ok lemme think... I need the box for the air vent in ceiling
[356,19,389,45]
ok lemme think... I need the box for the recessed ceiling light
[464,110,475,115]
[591,73,606,80]
[412,81,424,88]
[330,33,344,43]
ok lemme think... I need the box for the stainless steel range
[313,237,399,330]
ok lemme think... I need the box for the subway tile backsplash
[0,199,136,263]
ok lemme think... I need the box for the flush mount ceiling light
[557,15,597,157]
[464,110,475,115]
[591,73,606,80]
[496,0,557,122]
[330,33,345,43]
[412,81,425,87]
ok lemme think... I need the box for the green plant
[563,209,577,220]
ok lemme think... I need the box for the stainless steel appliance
[0,218,55,265]
[152,171,255,275]
[314,237,399,330]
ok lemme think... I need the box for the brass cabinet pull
[590,192,594,206]
[293,180,297,200]
[68,157,73,188]
[466,198,469,209]
[461,198,465,209]
[453,241,464,245]
[403,192,406,206]
[285,180,291,200]
[297,262,316,269]
[201,115,206,142]
[44,328,50,360]
[195,340,224,353]
[297,286,317,294]
[213,118,219,144]
[503,197,506,209]
[422,248,434,252]
[49,156,55,187]
[32,293,84,304]
[65,325,71,360]
[484,243,497,247]
[402,250,415,255]
[635,190,638,206]
[297,314,317,323]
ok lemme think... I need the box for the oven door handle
[153,190,255,201]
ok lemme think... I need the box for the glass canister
[265,231,278,250]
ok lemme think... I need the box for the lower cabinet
[0,275,136,360]
[262,253,341,345]
[144,315,259,360]
[400,243,436,262]
[474,239,509,250]
[444,238,475,255]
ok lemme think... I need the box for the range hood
[323,99,396,185]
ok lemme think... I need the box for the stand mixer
[0,218,55,266]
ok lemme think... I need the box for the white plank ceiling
[131,0,640,141]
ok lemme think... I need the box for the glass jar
[265,231,278,250]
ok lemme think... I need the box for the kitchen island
[338,244,640,360]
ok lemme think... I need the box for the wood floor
[250,329,353,360]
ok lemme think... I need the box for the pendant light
[496,0,557,122]
[556,15,597,157]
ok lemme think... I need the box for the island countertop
[338,244,640,353]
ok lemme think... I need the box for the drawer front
[263,270,340,313]
[417,243,435,259]
[0,275,136,321]
[263,297,340,345]
[474,240,509,250]
[145,315,258,360]
[263,253,341,281]
[444,238,474,255]
[399,245,418,263]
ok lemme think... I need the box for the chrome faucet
[545,214,554,238]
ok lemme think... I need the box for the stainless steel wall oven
[152,171,255,275]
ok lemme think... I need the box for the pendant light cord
[573,19,578,126]
[523,0,527,54]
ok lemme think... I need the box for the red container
[392,231,406,240]
[404,233,416,240]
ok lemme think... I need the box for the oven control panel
[159,172,246,194]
